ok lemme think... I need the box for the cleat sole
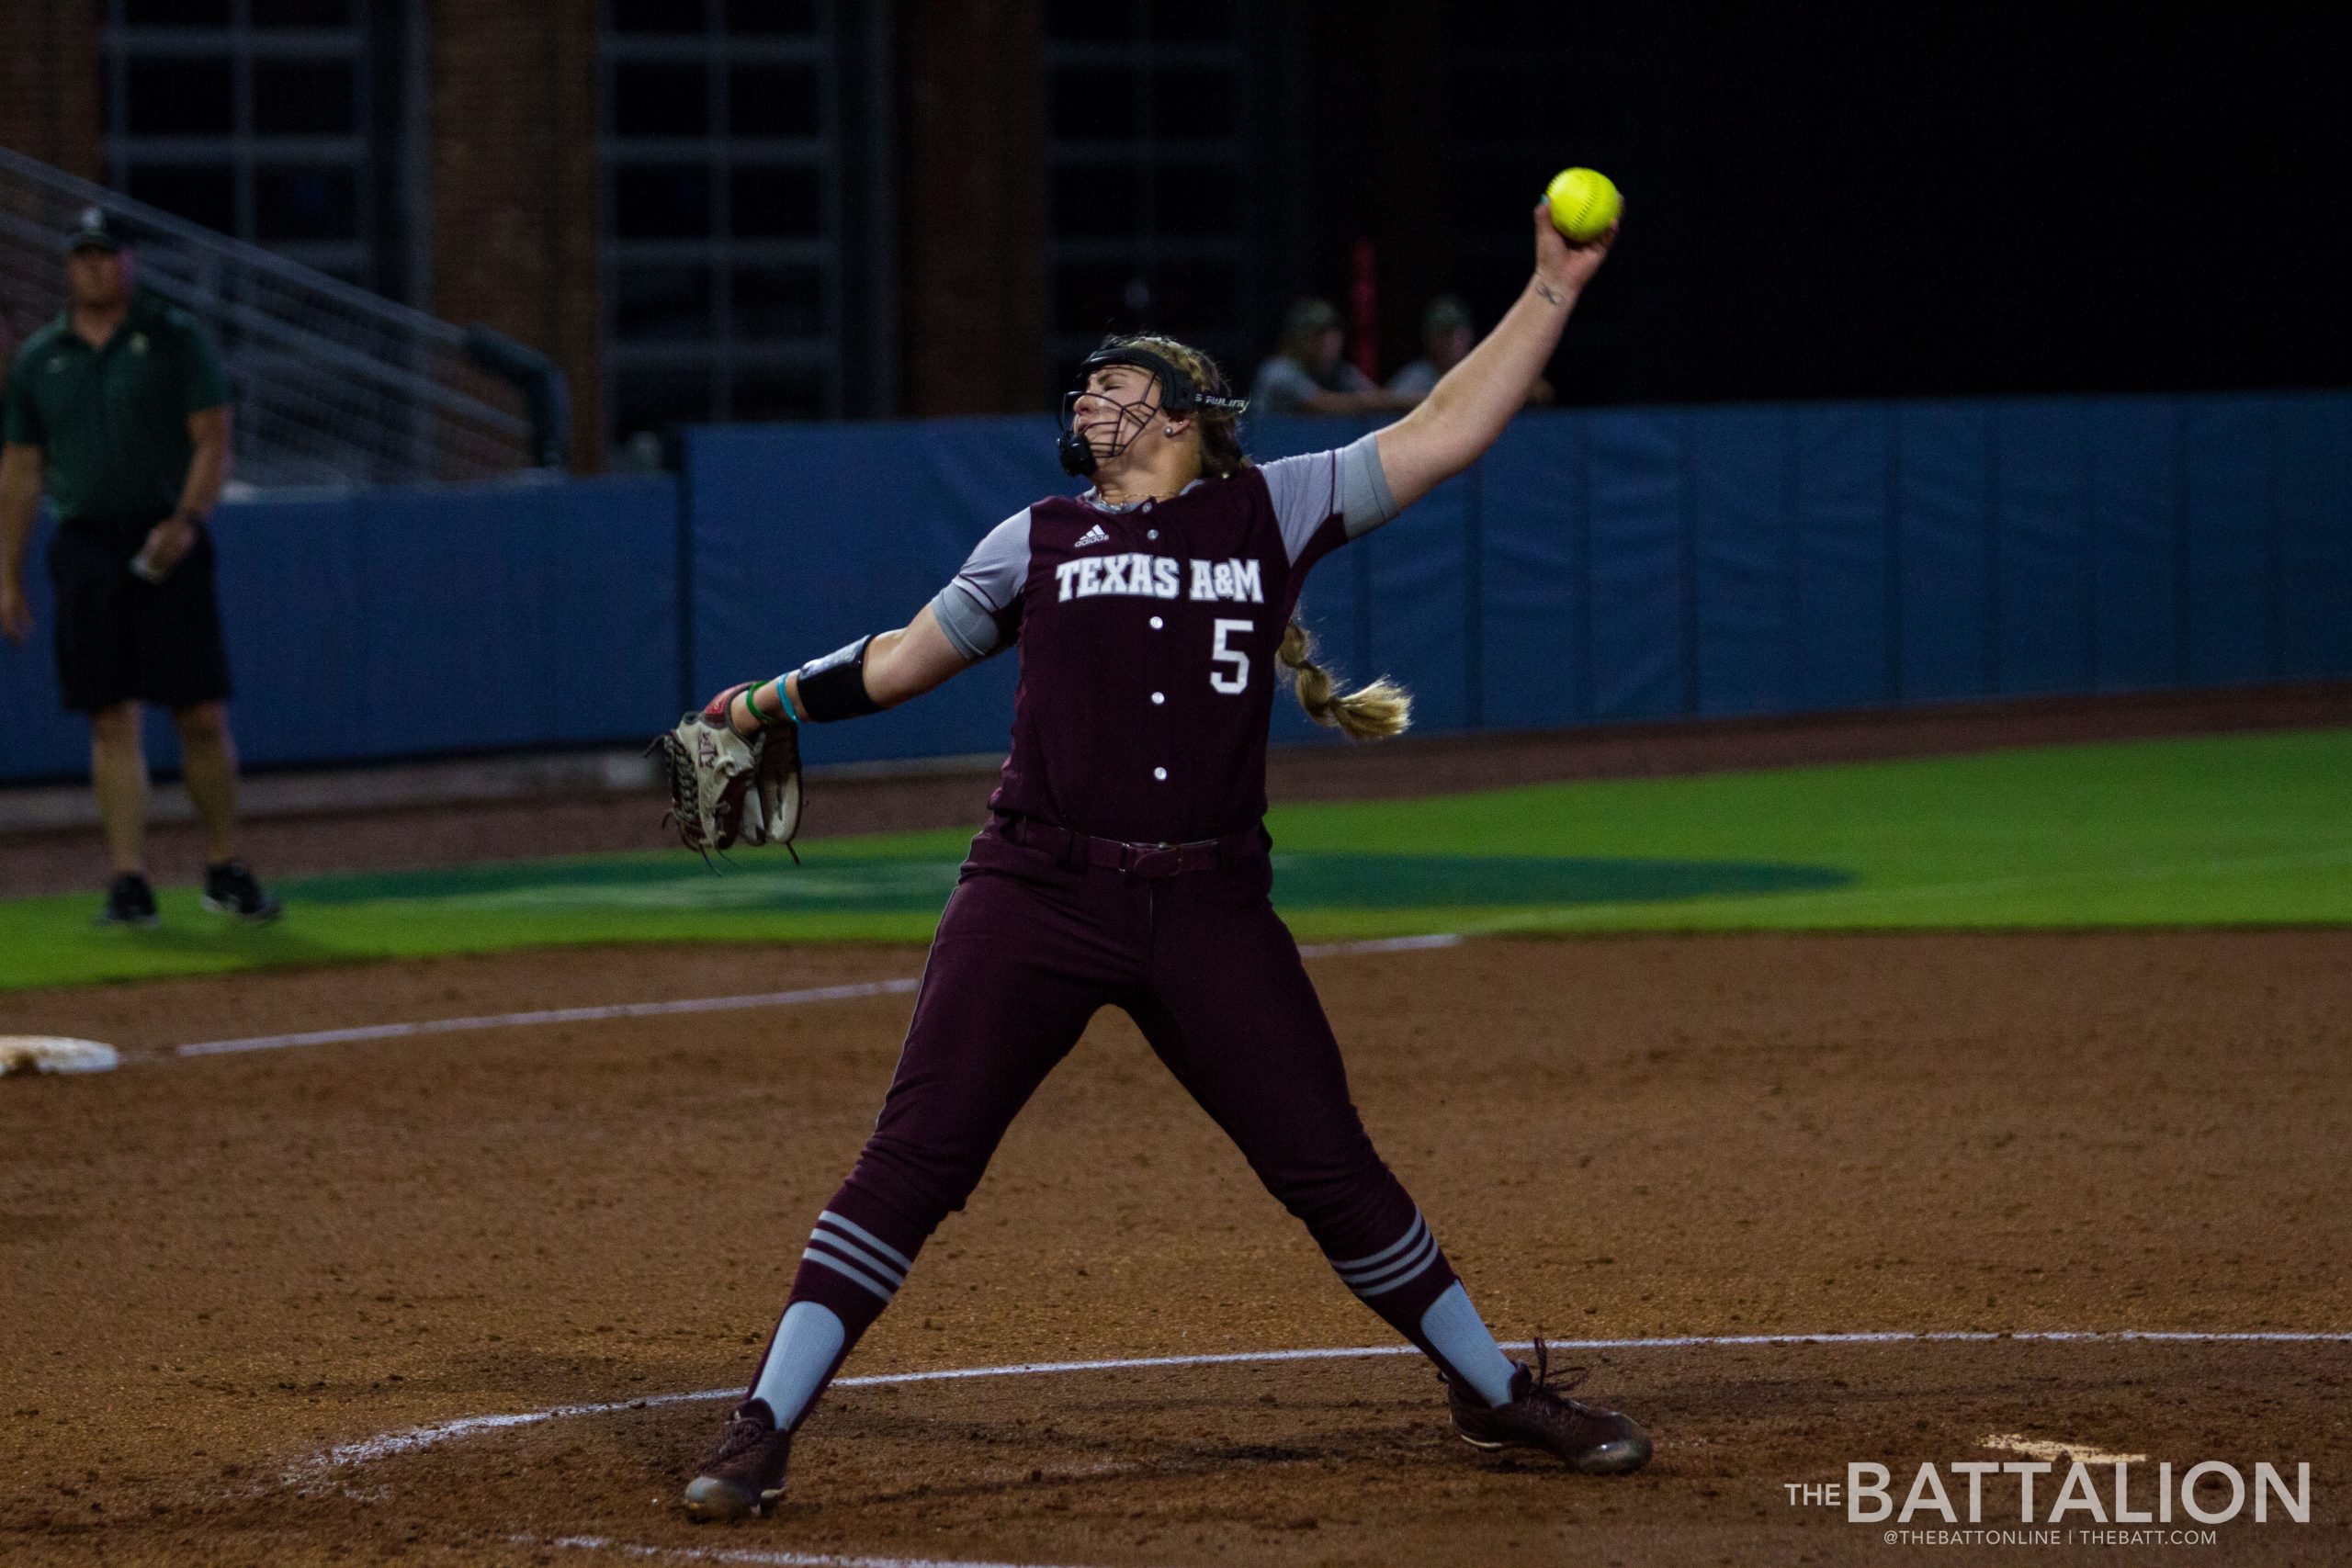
[1453,1424,1654,1474]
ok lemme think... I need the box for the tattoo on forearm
[1534,281,1567,307]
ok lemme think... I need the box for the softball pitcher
[663,197,1635,1521]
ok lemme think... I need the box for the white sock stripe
[799,1247,898,1303]
[817,1211,916,1272]
[1330,1213,1426,1279]
[813,1222,912,1288]
[805,1231,906,1290]
[1350,1233,1442,1298]
[1354,1241,1439,1297]
[1336,1229,1428,1288]
[808,1223,910,1287]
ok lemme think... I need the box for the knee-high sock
[1321,1206,1516,1404]
[744,1185,928,1432]
[1417,1281,1521,1407]
[751,1301,844,1429]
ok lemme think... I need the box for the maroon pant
[762,820,1464,1423]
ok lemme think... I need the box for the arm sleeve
[2,357,43,446]
[1261,431,1402,564]
[927,506,1032,661]
[177,320,231,413]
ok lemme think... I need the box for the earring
[1163,424,1177,436]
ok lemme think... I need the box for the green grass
[5,728,2346,991]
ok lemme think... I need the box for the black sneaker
[96,872,161,927]
[684,1398,792,1521]
[201,861,283,923]
[1447,1337,1653,1475]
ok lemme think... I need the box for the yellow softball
[1544,167,1622,243]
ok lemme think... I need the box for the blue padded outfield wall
[1,392,2347,784]
[0,476,679,783]
[686,392,2352,764]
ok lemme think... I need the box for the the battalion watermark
[1783,1456,2311,1546]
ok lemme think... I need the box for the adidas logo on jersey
[1074,524,1110,548]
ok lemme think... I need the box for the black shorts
[47,517,235,715]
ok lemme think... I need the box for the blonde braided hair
[1103,333,1413,743]
[1275,620,1411,741]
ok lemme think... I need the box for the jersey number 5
[1210,618,1251,694]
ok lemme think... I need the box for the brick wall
[0,0,98,368]
[428,2,603,469]
[0,0,102,182]
[896,0,1048,416]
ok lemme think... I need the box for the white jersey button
[1146,528,1159,539]
[1152,767,1168,781]
[1148,615,1163,629]
[1150,692,1165,705]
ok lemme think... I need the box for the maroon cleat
[1447,1339,1653,1475]
[684,1398,792,1521]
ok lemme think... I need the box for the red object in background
[1350,238,1379,382]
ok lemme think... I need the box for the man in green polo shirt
[0,209,279,926]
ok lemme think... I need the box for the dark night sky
[1662,6,2350,402]
[1306,4,2350,406]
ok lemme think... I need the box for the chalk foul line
[167,934,1462,1060]
[173,978,925,1057]
[303,1327,2352,1477]
[526,1534,1115,1568]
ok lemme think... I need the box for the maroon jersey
[930,434,1397,845]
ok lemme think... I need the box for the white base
[0,1036,120,1076]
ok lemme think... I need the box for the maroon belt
[998,816,1259,880]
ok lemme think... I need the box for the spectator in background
[0,209,279,927]
[1250,298,1415,416]
[1390,295,1554,406]
[1388,296,1475,400]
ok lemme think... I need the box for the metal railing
[0,145,552,489]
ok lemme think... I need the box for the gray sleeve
[929,507,1031,661]
[929,582,1000,661]
[1337,431,1400,538]
[1262,433,1402,562]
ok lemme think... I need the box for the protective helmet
[1057,341,1249,477]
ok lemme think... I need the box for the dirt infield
[4,929,2347,1565]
